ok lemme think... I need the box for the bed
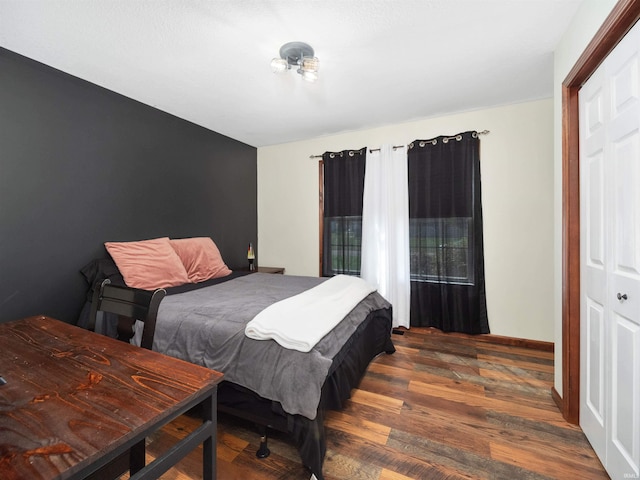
[77,238,394,480]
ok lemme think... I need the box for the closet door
[606,19,640,480]
[580,61,607,463]
[580,19,640,480]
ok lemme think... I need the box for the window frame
[409,217,475,285]
[318,160,324,276]
[319,159,364,276]
[324,215,363,276]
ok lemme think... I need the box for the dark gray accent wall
[0,48,257,324]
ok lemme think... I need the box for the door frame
[559,0,640,424]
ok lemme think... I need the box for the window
[409,217,474,284]
[320,148,366,277]
[325,216,362,275]
[407,131,489,333]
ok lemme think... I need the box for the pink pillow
[169,237,231,283]
[104,237,190,290]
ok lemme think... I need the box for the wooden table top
[0,315,223,480]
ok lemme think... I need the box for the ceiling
[0,0,583,148]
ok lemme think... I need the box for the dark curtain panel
[322,148,366,276]
[407,131,489,334]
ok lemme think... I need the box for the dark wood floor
[135,328,609,480]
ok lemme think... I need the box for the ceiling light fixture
[271,42,319,83]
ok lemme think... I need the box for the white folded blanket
[245,274,376,352]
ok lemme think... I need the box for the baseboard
[474,333,554,352]
[551,387,563,414]
[417,327,554,352]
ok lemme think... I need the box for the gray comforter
[152,273,390,420]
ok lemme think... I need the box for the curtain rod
[309,130,490,158]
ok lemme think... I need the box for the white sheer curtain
[360,144,410,328]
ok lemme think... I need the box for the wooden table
[0,315,223,480]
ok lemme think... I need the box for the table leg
[202,392,216,480]
[202,391,217,480]
[130,439,146,474]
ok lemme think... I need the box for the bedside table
[238,266,285,274]
[255,266,285,274]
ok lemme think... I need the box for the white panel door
[606,20,640,479]
[580,56,608,463]
[580,19,640,480]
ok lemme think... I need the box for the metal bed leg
[256,425,270,458]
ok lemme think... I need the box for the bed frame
[81,267,394,480]
[216,305,394,479]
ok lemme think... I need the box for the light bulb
[300,70,318,82]
[301,57,319,73]
[270,58,288,73]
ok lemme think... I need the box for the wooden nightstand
[238,266,285,274]
[255,266,285,274]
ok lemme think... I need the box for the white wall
[258,99,554,341]
[552,0,617,397]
